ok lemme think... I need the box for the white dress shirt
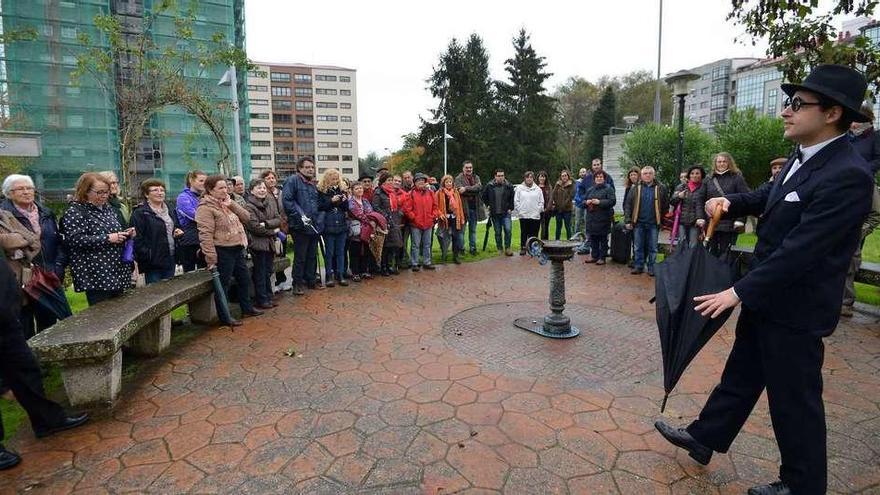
[783,133,847,184]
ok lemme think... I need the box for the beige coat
[195,195,250,266]
[0,209,41,283]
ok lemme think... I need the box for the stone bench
[27,257,290,407]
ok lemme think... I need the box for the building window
[67,115,84,128]
[317,115,339,122]
[340,76,351,82]
[315,75,337,82]
[273,114,293,124]
[294,87,312,97]
[252,140,271,147]
[295,101,313,111]
[342,155,353,162]
[251,154,273,161]
[342,168,354,174]
[294,73,312,83]
[251,99,269,106]
[275,142,296,152]
[340,89,352,96]
[341,142,352,149]
[298,142,316,151]
[340,103,352,109]
[340,116,352,122]
[249,113,269,119]
[296,115,314,125]
[341,129,352,135]
[296,129,314,138]
[248,85,268,92]
[248,69,268,78]
[318,142,339,148]
[61,26,77,38]
[276,154,295,164]
[700,87,709,95]
[273,128,293,137]
[315,88,337,95]
[699,101,709,109]
[252,126,271,133]
[317,129,339,135]
[271,87,291,97]
[317,155,340,161]
[270,72,291,82]
[272,100,292,110]
[316,102,337,109]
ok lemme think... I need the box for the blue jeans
[633,222,659,271]
[491,213,512,250]
[555,211,572,240]
[144,263,176,285]
[410,226,433,266]
[677,224,702,248]
[574,206,586,235]
[465,205,478,252]
[322,231,348,281]
[250,249,274,306]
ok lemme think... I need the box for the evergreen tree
[495,29,559,179]
[588,86,616,162]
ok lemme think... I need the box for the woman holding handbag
[318,169,350,287]
[700,152,750,258]
[436,174,465,264]
[670,166,707,249]
[243,178,282,309]
[347,182,375,282]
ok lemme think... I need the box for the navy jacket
[282,173,320,235]
[130,202,180,272]
[0,198,61,271]
[727,136,873,336]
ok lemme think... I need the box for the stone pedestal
[128,314,172,356]
[59,350,122,407]
[189,293,218,324]
[543,260,572,334]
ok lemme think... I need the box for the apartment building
[681,58,760,129]
[247,64,274,177]
[248,62,358,180]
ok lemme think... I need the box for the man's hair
[640,166,655,173]
[523,171,534,180]
[296,156,315,170]
[139,178,165,198]
[463,160,473,168]
[204,175,227,192]
[592,158,602,164]
[494,168,505,175]
[260,169,277,180]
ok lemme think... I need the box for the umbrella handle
[704,204,724,246]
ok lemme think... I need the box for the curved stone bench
[27,257,290,407]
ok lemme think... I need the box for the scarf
[687,180,701,193]
[381,183,398,211]
[464,173,476,187]
[442,187,458,210]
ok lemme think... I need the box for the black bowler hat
[358,174,373,181]
[781,64,871,122]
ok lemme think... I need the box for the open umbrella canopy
[654,208,735,411]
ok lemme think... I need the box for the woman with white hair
[98,170,129,227]
[0,174,65,337]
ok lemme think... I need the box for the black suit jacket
[726,136,873,336]
[850,127,880,175]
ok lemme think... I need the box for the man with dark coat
[454,160,483,256]
[0,250,89,470]
[654,65,875,495]
[282,157,321,295]
[480,169,515,256]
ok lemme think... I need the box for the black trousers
[216,245,254,314]
[1,312,67,443]
[687,307,827,494]
[178,244,205,273]
[292,232,318,287]
[520,218,541,249]
[349,240,373,275]
[539,211,551,240]
[250,250,274,306]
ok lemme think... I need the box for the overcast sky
[244,0,771,157]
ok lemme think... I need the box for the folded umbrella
[22,266,72,321]
[210,268,233,325]
[482,216,492,252]
[654,206,735,412]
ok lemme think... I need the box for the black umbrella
[22,267,72,321]
[210,268,233,325]
[482,216,493,252]
[654,207,735,412]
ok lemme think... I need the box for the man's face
[299,161,316,179]
[463,163,473,176]
[361,178,372,189]
[414,179,426,190]
[495,172,504,184]
[782,90,838,143]
[264,173,277,189]
[771,164,784,178]
[591,160,602,173]
[402,172,413,186]
[641,169,655,183]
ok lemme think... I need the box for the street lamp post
[664,70,700,173]
[442,121,453,177]
[218,66,243,178]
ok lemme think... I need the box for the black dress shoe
[35,412,90,439]
[748,481,791,495]
[242,309,264,317]
[654,421,712,465]
[225,319,243,327]
[0,447,21,470]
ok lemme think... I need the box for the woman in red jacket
[404,173,439,271]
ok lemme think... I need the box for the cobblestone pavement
[1,255,878,494]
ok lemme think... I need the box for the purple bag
[122,239,135,263]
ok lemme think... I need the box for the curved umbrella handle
[704,204,724,247]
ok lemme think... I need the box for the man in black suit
[654,65,874,495]
[0,251,89,470]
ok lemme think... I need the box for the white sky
[244,0,770,157]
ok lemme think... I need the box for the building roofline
[254,61,357,72]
